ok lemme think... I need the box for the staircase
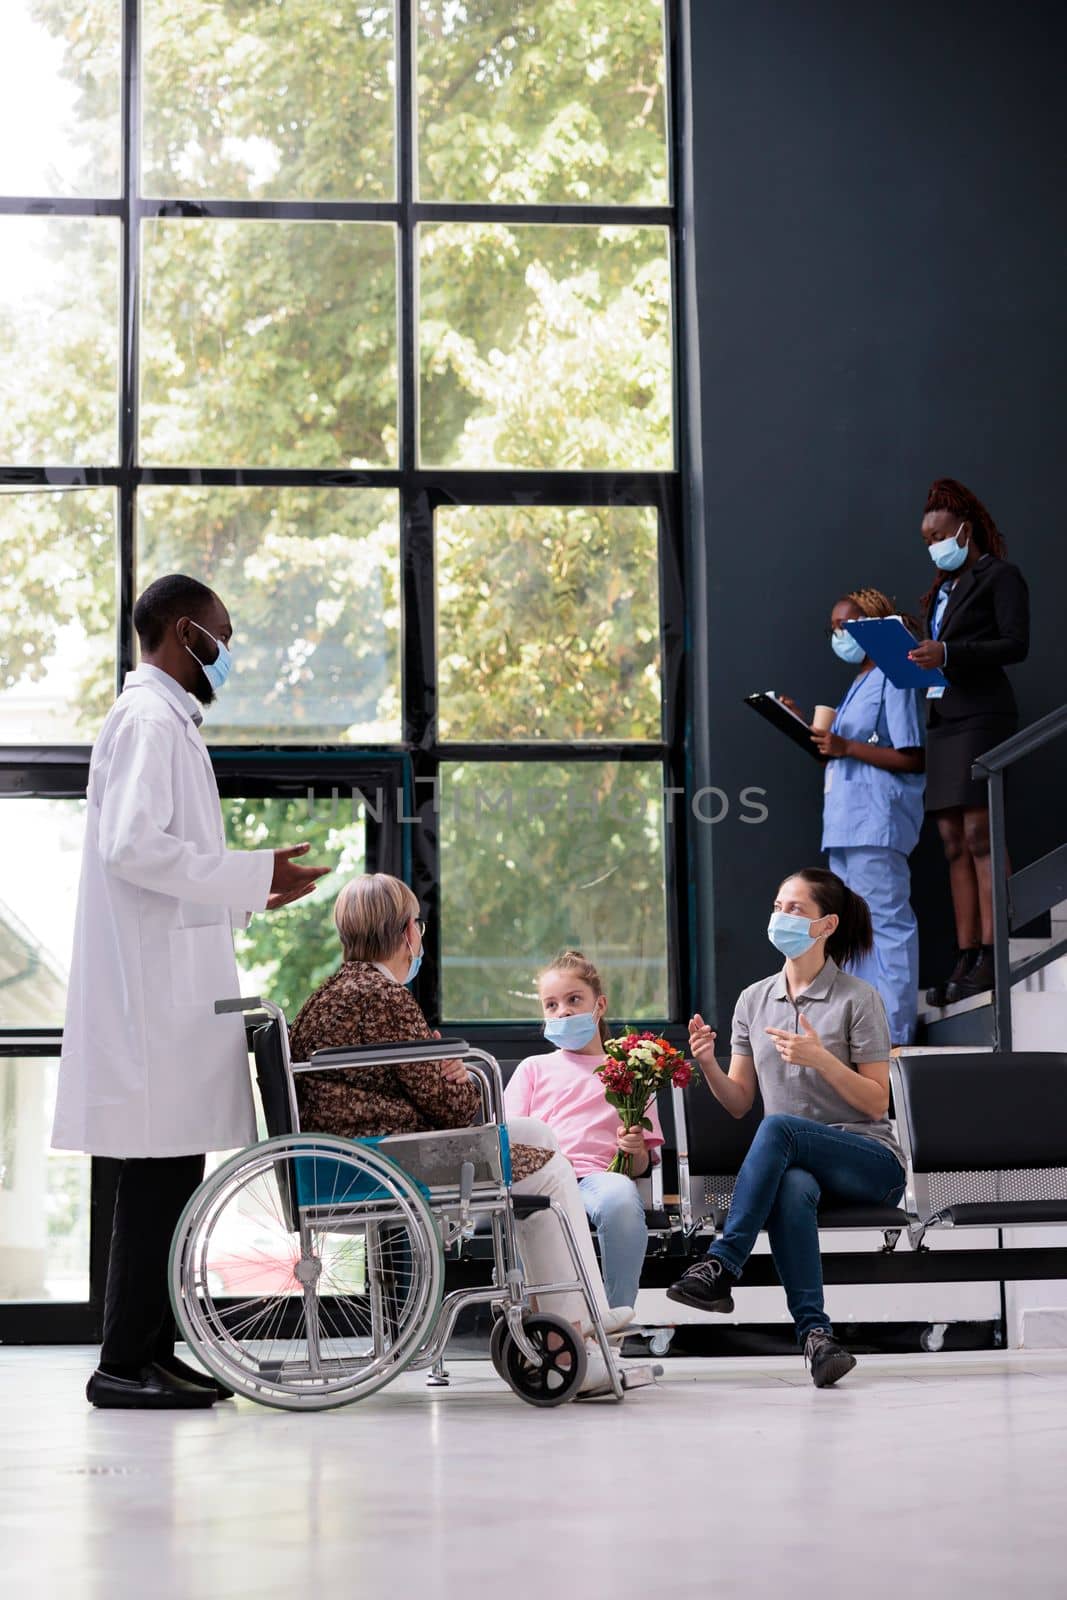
[917,703,1067,1053]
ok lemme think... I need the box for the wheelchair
[168,996,633,1412]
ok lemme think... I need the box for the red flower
[671,1063,694,1088]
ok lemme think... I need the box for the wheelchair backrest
[252,1018,301,1232]
[253,1019,299,1138]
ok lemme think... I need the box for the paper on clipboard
[744,691,829,763]
[842,615,947,690]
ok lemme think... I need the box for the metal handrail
[972,702,1067,777]
[972,702,1067,1050]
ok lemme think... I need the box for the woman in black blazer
[907,478,1029,1005]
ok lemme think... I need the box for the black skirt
[924,712,1016,812]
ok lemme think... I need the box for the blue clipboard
[843,616,946,690]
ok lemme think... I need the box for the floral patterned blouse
[288,961,551,1181]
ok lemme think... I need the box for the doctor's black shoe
[666,1256,738,1313]
[925,947,978,1008]
[86,1363,218,1409]
[803,1329,857,1389]
[157,1354,235,1401]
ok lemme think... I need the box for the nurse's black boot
[925,947,978,1008]
[948,945,996,1002]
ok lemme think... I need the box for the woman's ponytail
[792,867,873,967]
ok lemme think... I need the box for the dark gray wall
[683,0,1067,1026]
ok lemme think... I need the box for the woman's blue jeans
[579,1171,648,1309]
[708,1114,906,1341]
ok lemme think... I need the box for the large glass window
[416,1,669,205]
[222,794,367,1022]
[139,488,401,742]
[0,1058,91,1303]
[0,491,117,744]
[0,800,85,1028]
[439,761,669,1021]
[1,2,682,1335]
[419,224,672,469]
[436,504,662,741]
[140,221,398,468]
[0,219,121,465]
[0,2,121,199]
[142,1,396,201]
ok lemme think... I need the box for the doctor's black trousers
[99,1154,206,1369]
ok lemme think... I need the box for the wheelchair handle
[214,996,264,1014]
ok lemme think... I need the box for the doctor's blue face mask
[185,619,233,694]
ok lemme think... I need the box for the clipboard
[843,616,947,690]
[744,692,828,763]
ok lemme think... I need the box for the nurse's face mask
[184,619,233,700]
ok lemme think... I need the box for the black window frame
[0,0,693,1341]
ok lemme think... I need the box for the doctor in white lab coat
[53,574,328,1409]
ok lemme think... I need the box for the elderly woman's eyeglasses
[413,917,426,937]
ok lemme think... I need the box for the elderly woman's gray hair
[334,873,420,964]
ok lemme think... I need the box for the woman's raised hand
[688,1013,718,1065]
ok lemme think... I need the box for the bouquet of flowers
[596,1031,694,1176]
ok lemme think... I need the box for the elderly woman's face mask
[403,918,425,984]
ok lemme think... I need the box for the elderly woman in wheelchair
[170,874,646,1411]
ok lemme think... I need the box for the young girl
[505,951,665,1319]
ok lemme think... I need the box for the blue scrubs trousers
[827,844,918,1046]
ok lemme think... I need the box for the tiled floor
[3,1346,1067,1599]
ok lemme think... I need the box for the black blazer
[923,553,1029,723]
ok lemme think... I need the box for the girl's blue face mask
[928,521,968,572]
[767,910,824,959]
[831,628,866,665]
[403,930,423,985]
[186,620,233,693]
[544,1011,600,1050]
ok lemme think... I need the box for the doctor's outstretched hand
[266,843,331,911]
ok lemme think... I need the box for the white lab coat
[52,666,275,1158]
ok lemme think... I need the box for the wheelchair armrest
[296,1037,472,1072]
[510,1194,552,1218]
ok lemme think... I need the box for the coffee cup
[811,705,836,732]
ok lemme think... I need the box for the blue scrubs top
[820,667,926,854]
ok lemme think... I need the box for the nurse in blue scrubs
[797,587,925,1045]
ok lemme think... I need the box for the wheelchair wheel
[170,1134,443,1411]
[497,1312,588,1407]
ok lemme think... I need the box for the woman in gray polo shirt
[667,866,906,1388]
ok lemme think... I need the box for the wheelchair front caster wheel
[489,1315,511,1382]
[498,1313,588,1407]
[648,1330,673,1358]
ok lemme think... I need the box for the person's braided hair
[920,477,1007,613]
[839,585,920,637]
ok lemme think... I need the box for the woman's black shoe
[804,1329,856,1389]
[666,1256,738,1313]
[157,1354,235,1401]
[925,947,978,1008]
[946,949,996,1003]
[86,1363,217,1409]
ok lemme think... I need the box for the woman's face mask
[767,909,826,959]
[928,521,968,572]
[831,627,866,665]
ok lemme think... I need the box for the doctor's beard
[186,644,217,707]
